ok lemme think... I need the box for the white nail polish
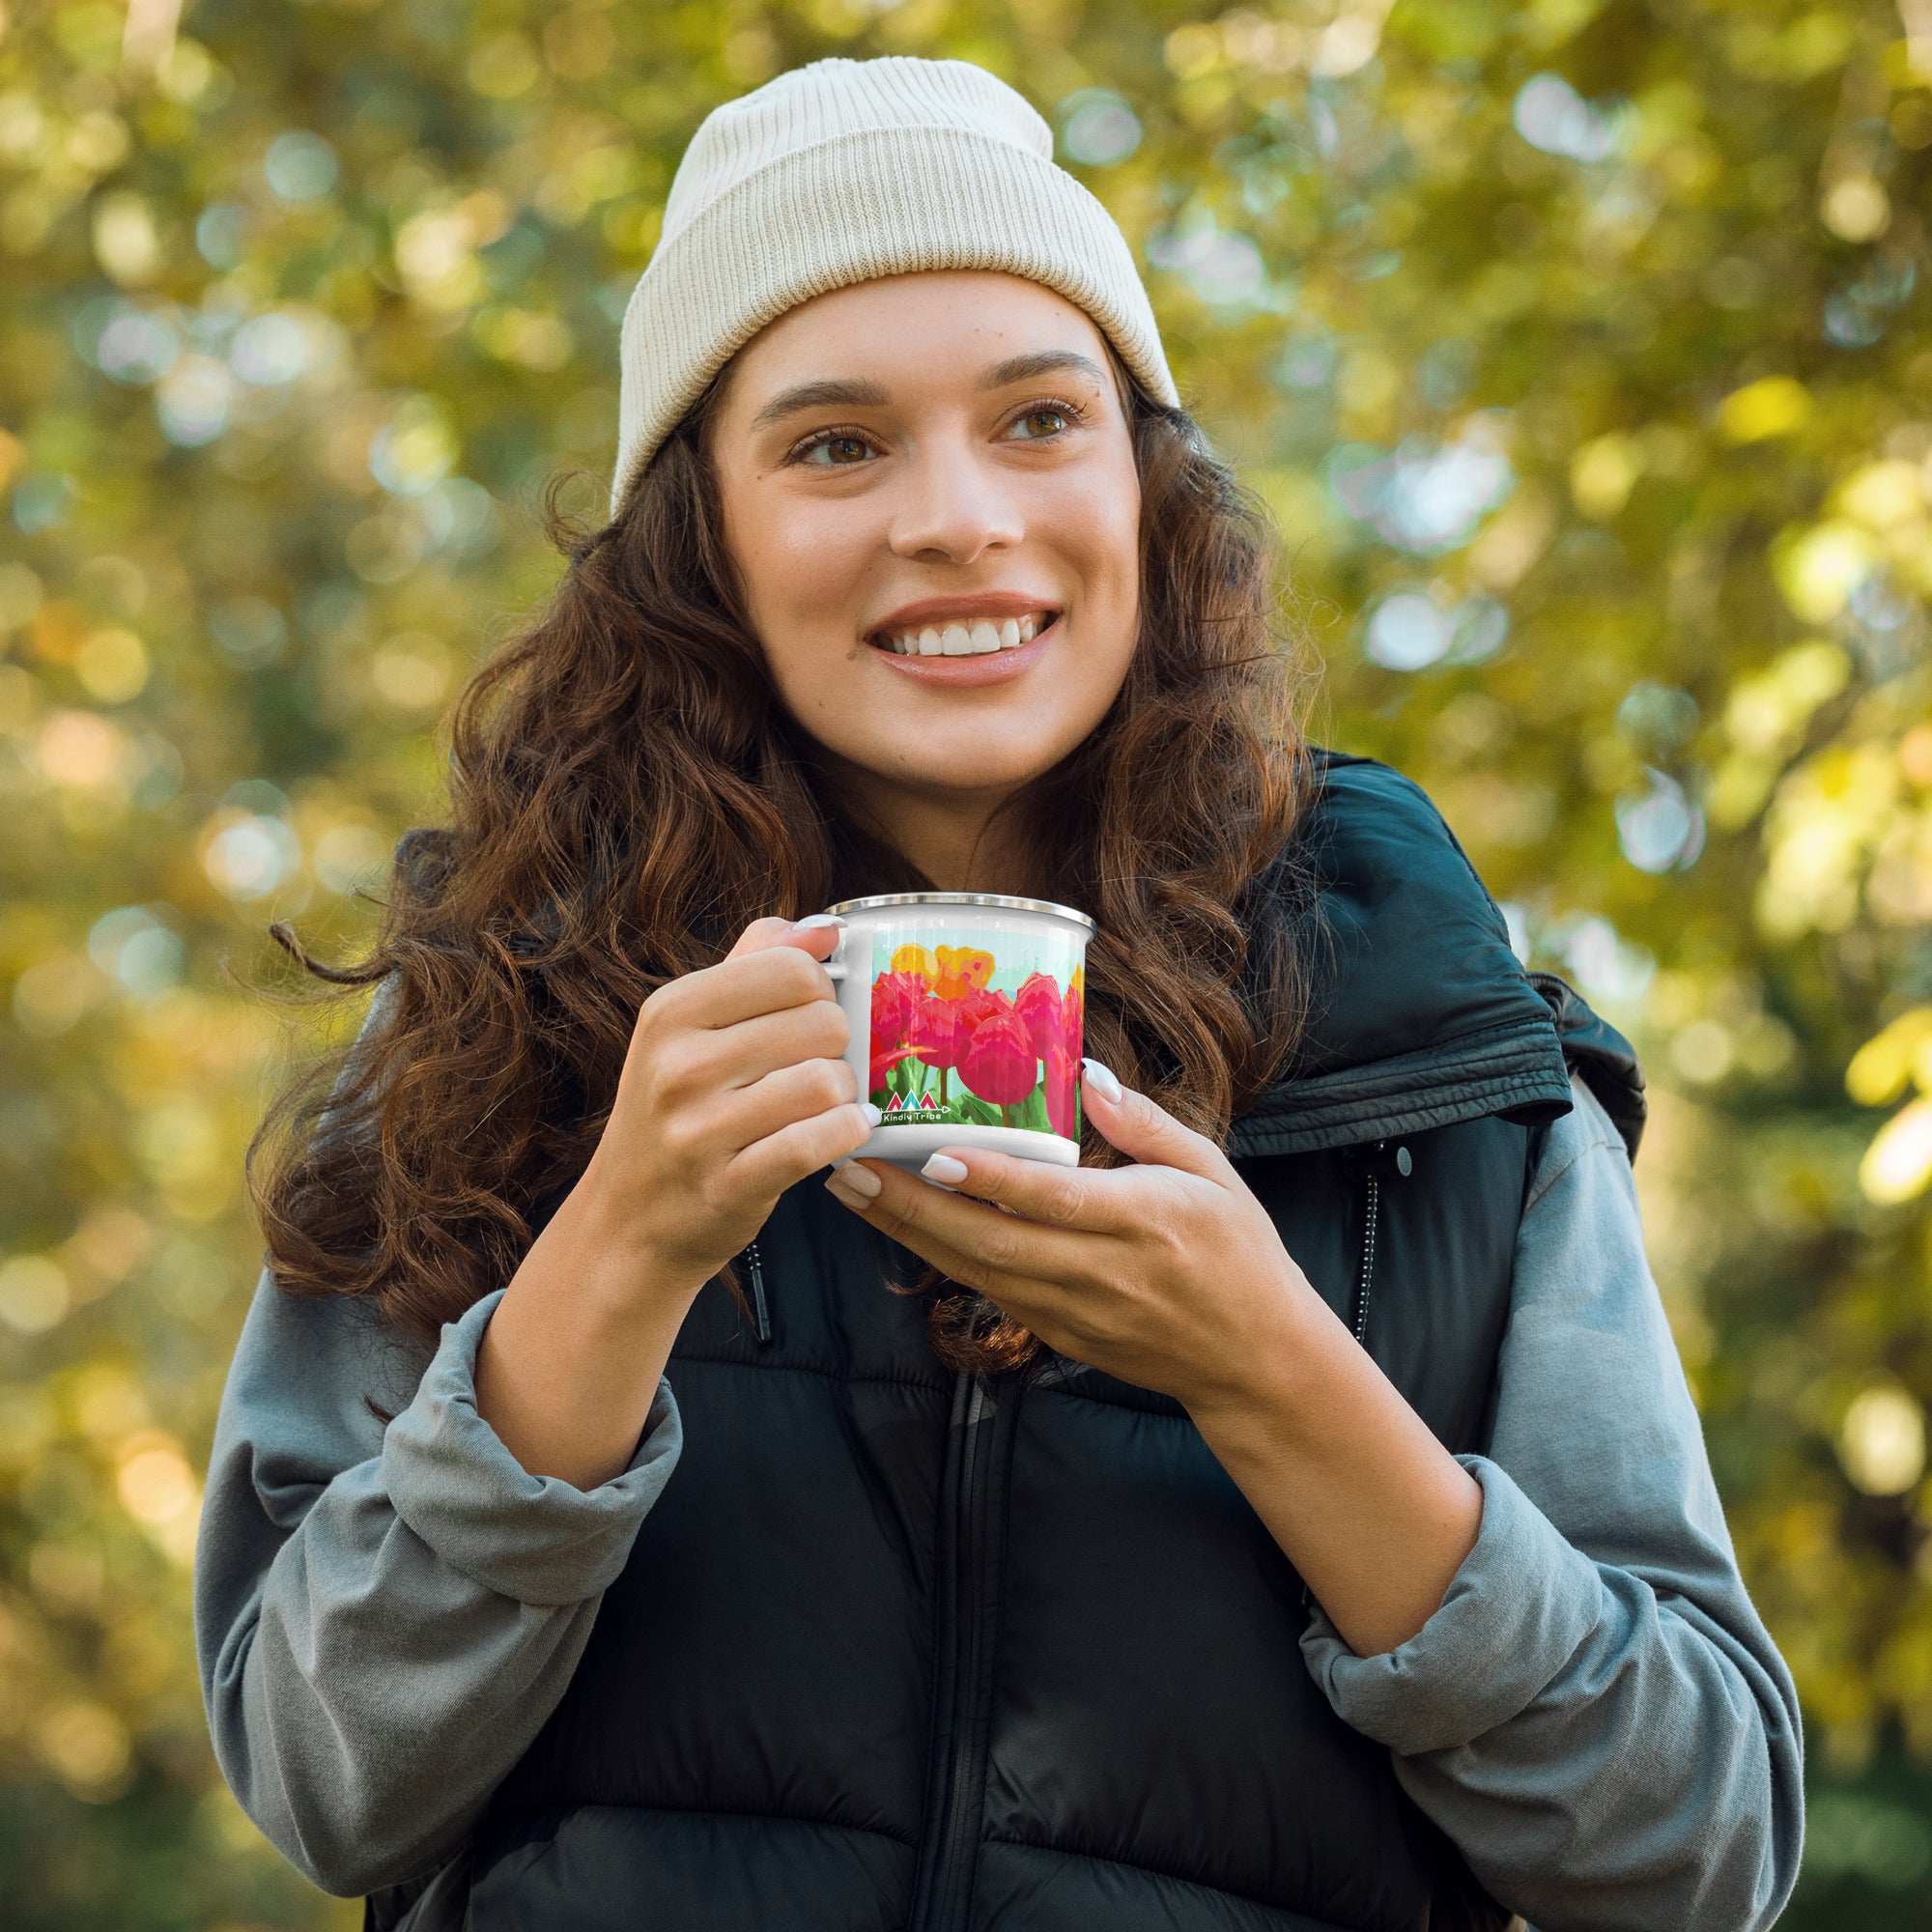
[1081,1057,1122,1103]
[861,1101,882,1126]
[922,1152,969,1184]
[791,912,846,932]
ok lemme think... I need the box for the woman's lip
[868,592,1059,636]
[867,616,1057,686]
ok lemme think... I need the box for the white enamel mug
[817,892,1096,1170]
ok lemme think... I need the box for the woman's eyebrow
[980,350,1106,388]
[747,351,1106,430]
[750,378,890,429]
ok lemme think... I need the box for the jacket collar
[1228,753,1577,1160]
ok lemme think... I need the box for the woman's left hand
[825,1059,1486,1657]
[822,1063,1308,1412]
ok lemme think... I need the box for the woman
[197,56,1802,1932]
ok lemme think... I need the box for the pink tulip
[910,993,959,1071]
[1043,1037,1079,1138]
[1060,980,1085,1065]
[958,1007,1038,1108]
[1013,972,1064,1062]
[952,986,1013,1047]
[869,969,925,1046]
[870,1035,916,1097]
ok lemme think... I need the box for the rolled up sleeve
[1299,1080,1804,1932]
[195,1274,680,1898]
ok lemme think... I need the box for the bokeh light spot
[263,129,339,202]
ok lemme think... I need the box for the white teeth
[882,614,1049,654]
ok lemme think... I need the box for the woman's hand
[581,914,876,1296]
[824,1064,1303,1412]
[477,915,873,1489]
[825,1065,1484,1657]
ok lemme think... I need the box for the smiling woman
[710,272,1145,872]
[198,52,1800,1932]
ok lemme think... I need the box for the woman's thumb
[1080,1061,1231,1180]
[725,913,844,962]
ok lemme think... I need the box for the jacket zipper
[1349,1139,1408,1347]
[742,1237,770,1345]
[911,1370,996,1932]
[1352,1171,1379,1345]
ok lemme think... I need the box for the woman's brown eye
[1014,408,1069,439]
[805,435,870,465]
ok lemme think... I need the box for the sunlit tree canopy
[4,0,1932,1922]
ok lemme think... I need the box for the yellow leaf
[1860,1096,1932,1205]
[1846,1008,1932,1107]
[1718,376,1812,443]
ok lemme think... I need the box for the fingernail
[791,912,846,932]
[825,1173,870,1209]
[830,1161,881,1199]
[1081,1057,1122,1103]
[861,1101,883,1127]
[922,1152,969,1185]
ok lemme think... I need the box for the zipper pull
[744,1238,771,1346]
[1352,1139,1412,1180]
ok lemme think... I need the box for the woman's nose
[886,445,1025,564]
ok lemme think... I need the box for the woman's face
[709,270,1143,821]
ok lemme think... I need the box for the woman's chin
[838,725,1076,801]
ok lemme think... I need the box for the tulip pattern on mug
[867,934,1085,1141]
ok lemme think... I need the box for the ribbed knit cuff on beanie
[611,56,1178,515]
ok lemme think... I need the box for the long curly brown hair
[249,375,1315,1372]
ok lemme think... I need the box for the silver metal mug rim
[824,891,1097,933]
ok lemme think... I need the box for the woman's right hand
[476,915,872,1487]
[580,915,876,1296]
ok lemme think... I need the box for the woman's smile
[865,593,1061,686]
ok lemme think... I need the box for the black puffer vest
[381,753,1643,1932]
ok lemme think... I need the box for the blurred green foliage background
[4,0,1932,1924]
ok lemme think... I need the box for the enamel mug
[820,892,1095,1169]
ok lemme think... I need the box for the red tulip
[1013,972,1064,1062]
[1059,981,1090,1074]
[1043,1037,1079,1138]
[952,986,1013,1045]
[958,1006,1039,1108]
[910,993,959,1071]
[869,969,925,1045]
[869,1036,916,1096]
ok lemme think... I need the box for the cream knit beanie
[611,55,1179,515]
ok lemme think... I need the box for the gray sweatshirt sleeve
[194,1271,681,1897]
[1299,1079,1804,1932]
